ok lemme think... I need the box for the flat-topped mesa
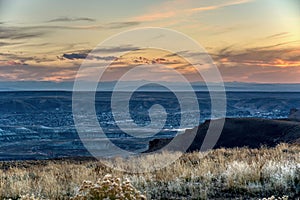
[289,108,300,121]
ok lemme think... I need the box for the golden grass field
[0,143,299,200]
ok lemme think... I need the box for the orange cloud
[5,60,27,66]
[269,59,300,67]
[219,58,300,68]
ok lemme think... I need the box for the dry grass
[0,143,299,199]
[71,174,146,200]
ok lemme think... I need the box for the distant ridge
[1,81,300,92]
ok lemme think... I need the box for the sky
[0,0,299,83]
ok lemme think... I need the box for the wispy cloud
[214,44,300,67]
[0,20,140,43]
[47,17,96,23]
[4,60,28,66]
[134,11,176,22]
[0,26,45,40]
[0,21,140,36]
[0,64,78,82]
[63,45,140,55]
[62,53,88,60]
[0,41,22,47]
[266,32,290,39]
[187,0,255,13]
[107,21,140,29]
[62,52,117,61]
[133,0,255,22]
[0,52,56,64]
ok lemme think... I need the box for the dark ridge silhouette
[147,117,300,152]
[289,108,300,121]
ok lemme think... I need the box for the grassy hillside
[0,143,299,199]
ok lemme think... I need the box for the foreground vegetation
[0,143,299,199]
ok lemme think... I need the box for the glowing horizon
[0,0,299,83]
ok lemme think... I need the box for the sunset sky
[0,0,299,83]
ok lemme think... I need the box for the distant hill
[0,81,300,92]
[147,117,300,152]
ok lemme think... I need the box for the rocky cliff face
[146,118,300,153]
